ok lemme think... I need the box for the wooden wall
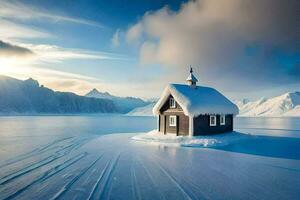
[193,114,233,135]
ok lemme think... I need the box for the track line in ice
[87,158,113,200]
[39,152,88,183]
[2,152,87,200]
[154,161,198,200]
[87,153,121,200]
[0,137,93,185]
[97,153,121,200]
[0,155,59,185]
[36,137,74,153]
[149,153,211,200]
[50,155,103,200]
[136,156,166,200]
[265,164,300,173]
[130,157,142,200]
[0,137,74,168]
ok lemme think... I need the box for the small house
[153,68,239,136]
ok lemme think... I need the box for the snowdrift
[132,130,251,147]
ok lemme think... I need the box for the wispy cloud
[0,19,51,40]
[0,0,104,28]
[22,43,126,63]
[0,40,127,69]
[111,29,121,47]
[0,40,34,57]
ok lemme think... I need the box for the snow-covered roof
[153,84,239,116]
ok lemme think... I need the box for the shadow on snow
[212,132,300,160]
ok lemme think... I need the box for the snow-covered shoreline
[132,130,252,147]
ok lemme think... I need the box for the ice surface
[153,84,239,116]
[0,115,299,200]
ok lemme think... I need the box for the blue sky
[0,0,299,100]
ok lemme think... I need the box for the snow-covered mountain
[0,75,117,114]
[126,103,155,116]
[85,88,149,113]
[236,92,300,117]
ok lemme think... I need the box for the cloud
[0,19,51,40]
[24,44,125,63]
[111,29,121,47]
[0,42,128,84]
[124,0,300,92]
[0,41,127,67]
[0,0,103,28]
[0,40,34,57]
[126,23,143,43]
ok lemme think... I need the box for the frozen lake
[0,115,299,200]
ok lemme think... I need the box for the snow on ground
[132,130,252,147]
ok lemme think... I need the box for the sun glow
[0,57,34,78]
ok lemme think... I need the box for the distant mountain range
[127,92,300,117]
[0,76,117,114]
[235,92,300,117]
[1,75,299,117]
[85,88,148,113]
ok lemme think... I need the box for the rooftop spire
[186,66,198,88]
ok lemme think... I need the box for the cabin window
[169,97,176,108]
[220,115,226,125]
[169,115,177,127]
[209,115,216,126]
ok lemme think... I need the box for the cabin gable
[158,95,189,136]
[159,95,184,114]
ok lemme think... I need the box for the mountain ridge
[85,88,149,113]
[0,75,117,114]
[235,91,300,117]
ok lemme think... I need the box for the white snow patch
[132,130,251,147]
[283,105,300,116]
